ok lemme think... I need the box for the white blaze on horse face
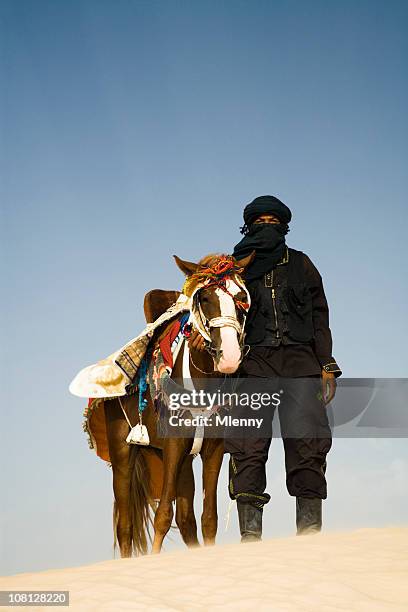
[215,279,242,374]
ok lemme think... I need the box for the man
[226,194,342,541]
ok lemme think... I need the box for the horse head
[174,252,255,374]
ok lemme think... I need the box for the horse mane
[197,253,227,268]
[182,253,242,297]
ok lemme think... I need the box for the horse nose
[216,360,240,374]
[216,349,242,374]
[215,326,242,373]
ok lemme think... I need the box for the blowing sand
[1,527,407,611]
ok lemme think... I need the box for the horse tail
[112,444,154,556]
[112,442,162,556]
[112,499,119,554]
[129,444,157,555]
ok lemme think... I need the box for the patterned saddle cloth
[69,293,191,399]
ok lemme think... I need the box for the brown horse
[104,252,254,556]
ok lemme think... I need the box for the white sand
[1,528,407,611]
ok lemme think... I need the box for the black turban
[243,195,292,227]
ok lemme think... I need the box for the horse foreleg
[152,439,189,554]
[200,439,224,545]
[176,455,199,548]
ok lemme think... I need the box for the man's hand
[321,370,336,404]
[188,328,206,352]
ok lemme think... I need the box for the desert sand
[1,527,407,611]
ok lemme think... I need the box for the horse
[103,251,254,556]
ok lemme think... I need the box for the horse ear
[173,255,199,276]
[233,250,256,271]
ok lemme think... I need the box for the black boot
[237,501,263,542]
[296,497,322,535]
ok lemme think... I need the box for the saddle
[143,289,181,323]
[143,289,182,348]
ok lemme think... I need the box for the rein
[188,349,215,375]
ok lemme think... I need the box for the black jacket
[244,247,342,376]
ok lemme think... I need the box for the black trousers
[225,347,332,508]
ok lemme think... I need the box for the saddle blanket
[69,293,191,399]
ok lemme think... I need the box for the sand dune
[1,527,407,611]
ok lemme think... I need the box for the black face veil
[233,222,289,281]
[233,195,292,281]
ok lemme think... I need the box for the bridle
[189,273,251,363]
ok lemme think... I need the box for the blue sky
[1,0,407,575]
